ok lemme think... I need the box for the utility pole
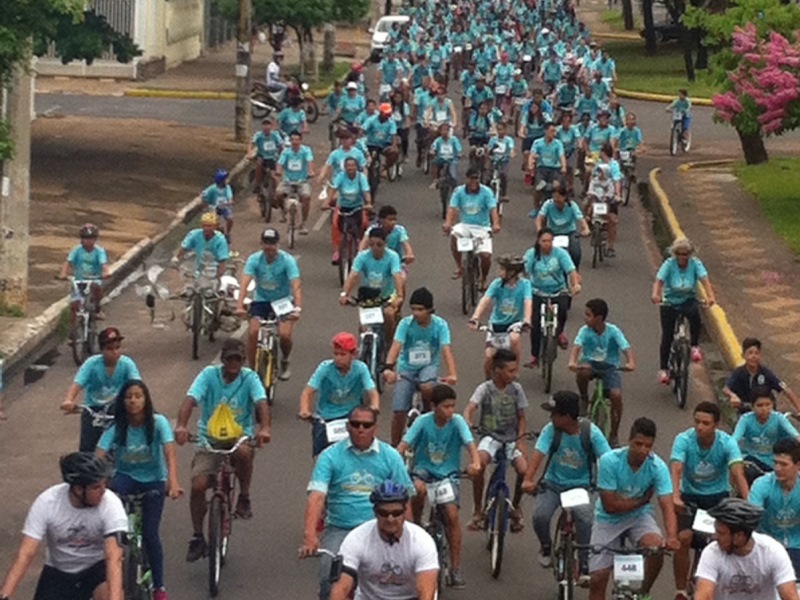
[0,70,32,313]
[234,0,252,143]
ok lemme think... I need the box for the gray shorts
[278,181,311,197]
[391,366,438,412]
[191,449,231,479]
[588,512,662,572]
[412,469,462,507]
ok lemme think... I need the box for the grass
[735,157,800,255]
[0,303,24,318]
[601,9,640,31]
[287,61,350,93]
[603,40,720,98]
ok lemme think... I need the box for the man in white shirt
[267,51,288,102]
[694,497,799,600]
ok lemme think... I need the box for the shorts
[412,469,462,507]
[587,361,622,391]
[216,206,233,220]
[391,366,439,412]
[485,323,515,349]
[278,181,311,197]
[249,301,277,321]
[682,114,692,130]
[787,548,800,581]
[522,137,535,153]
[452,223,493,254]
[34,561,106,600]
[258,157,277,171]
[191,448,231,479]
[588,513,662,572]
[478,436,522,462]
[678,492,729,531]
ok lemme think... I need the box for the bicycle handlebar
[187,434,254,453]
[472,427,538,443]
[473,321,530,333]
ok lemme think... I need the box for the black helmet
[497,253,525,273]
[369,480,410,505]
[60,452,112,486]
[80,223,99,238]
[707,498,764,531]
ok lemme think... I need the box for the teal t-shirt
[363,114,398,148]
[538,199,584,234]
[201,184,232,209]
[616,126,643,151]
[733,412,799,467]
[307,359,376,420]
[180,230,230,271]
[74,355,141,409]
[656,256,708,306]
[523,246,575,295]
[449,184,497,227]
[596,447,673,523]
[326,147,367,177]
[573,323,630,367]
[251,130,285,160]
[277,107,307,135]
[403,413,474,479]
[670,429,743,496]
[485,277,532,327]
[394,314,452,373]
[339,94,366,124]
[352,248,402,297]
[750,472,800,549]
[278,146,314,182]
[332,171,370,209]
[431,136,462,161]
[68,245,108,280]
[535,421,611,488]
[99,414,174,483]
[243,249,300,303]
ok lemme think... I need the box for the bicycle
[475,428,538,579]
[488,155,506,218]
[667,307,692,409]
[69,277,100,366]
[537,291,569,394]
[619,150,636,206]
[437,159,456,220]
[337,206,365,287]
[454,226,491,316]
[669,111,691,156]
[179,260,222,360]
[587,544,668,600]
[367,147,383,199]
[680,502,716,599]
[284,182,302,250]
[121,490,162,600]
[588,200,609,269]
[80,403,115,433]
[578,364,631,442]
[545,486,592,600]
[348,294,390,394]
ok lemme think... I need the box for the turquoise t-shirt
[394,314,451,373]
[339,94,366,124]
[596,447,673,523]
[67,245,108,280]
[523,246,575,295]
[733,412,799,467]
[332,171,370,209]
[533,138,565,169]
[180,230,230,271]
[307,360,376,421]
[585,124,617,154]
[362,114,397,148]
[556,124,581,155]
[750,472,800,549]
[538,199,584,234]
[74,355,140,409]
[616,126,643,151]
[488,135,515,162]
[201,184,232,209]
[656,256,708,306]
[365,224,408,258]
[251,130,285,160]
[186,366,267,444]
[535,421,611,488]
[352,248,402,297]
[326,147,367,177]
[243,249,300,303]
[277,107,307,135]
[403,413,474,479]
[449,184,497,227]
[485,277,532,327]
[575,96,599,120]
[431,136,462,161]
[98,414,174,483]
[308,439,413,529]
[573,324,630,367]
[278,145,314,182]
[670,429,743,496]
[493,63,514,87]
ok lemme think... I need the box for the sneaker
[691,346,703,362]
[558,333,568,350]
[658,369,671,385]
[331,251,340,265]
[153,588,168,600]
[186,535,207,562]
[606,247,616,258]
[235,494,252,519]
[450,567,466,589]
[429,181,438,190]
[538,549,552,568]
[298,225,310,235]
[524,356,539,368]
[578,573,591,587]
[278,360,291,381]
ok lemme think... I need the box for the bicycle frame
[122,491,159,596]
[256,318,279,403]
[551,487,592,600]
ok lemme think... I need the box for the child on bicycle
[201,168,235,248]
[666,89,692,142]
[463,348,530,534]
[96,379,183,600]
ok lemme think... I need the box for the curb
[594,32,642,41]
[125,85,333,100]
[0,153,252,385]
[648,168,744,369]
[677,159,735,172]
[615,88,715,107]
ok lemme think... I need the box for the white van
[369,15,411,56]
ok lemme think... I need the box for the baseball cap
[346,81,358,90]
[99,327,124,348]
[221,338,246,360]
[332,332,358,353]
[261,228,280,244]
[541,390,580,419]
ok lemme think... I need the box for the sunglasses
[375,508,405,518]
[674,251,690,257]
[348,420,375,429]
[222,354,244,362]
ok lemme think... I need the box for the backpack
[539,418,597,486]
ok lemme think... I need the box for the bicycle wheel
[374,334,385,395]
[470,254,480,309]
[123,541,145,600]
[360,335,376,383]
[590,387,611,439]
[543,331,556,394]
[460,253,471,315]
[623,174,632,206]
[561,534,576,600]
[683,128,692,152]
[288,204,297,250]
[424,149,431,175]
[191,294,202,360]
[674,339,690,409]
[71,317,88,366]
[552,511,566,581]
[304,98,320,124]
[591,223,602,269]
[670,123,680,156]
[439,181,450,220]
[495,180,503,217]
[208,495,223,597]
[489,487,508,578]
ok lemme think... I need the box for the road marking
[312,211,329,231]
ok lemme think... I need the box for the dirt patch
[29,116,238,312]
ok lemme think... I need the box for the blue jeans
[111,474,166,589]
[533,483,593,572]
[788,548,800,581]
[318,525,351,600]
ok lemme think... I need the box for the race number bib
[692,509,716,534]
[613,555,644,584]
[427,479,456,505]
[408,348,431,366]
[359,306,384,325]
[457,237,474,252]
[593,202,608,216]
[270,296,295,317]
[325,419,349,443]
[287,159,302,171]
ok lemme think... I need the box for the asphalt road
[5,92,723,600]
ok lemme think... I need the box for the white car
[369,15,411,56]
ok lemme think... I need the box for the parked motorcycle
[251,77,320,123]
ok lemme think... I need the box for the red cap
[332,332,358,353]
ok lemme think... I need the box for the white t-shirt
[267,61,281,84]
[695,531,796,600]
[339,519,439,600]
[22,483,128,574]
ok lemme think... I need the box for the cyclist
[556,111,581,190]
[529,122,567,213]
[324,81,343,125]
[413,77,436,167]
[396,385,481,590]
[276,130,315,234]
[61,327,141,452]
[377,47,404,100]
[337,82,367,128]
[236,227,302,377]
[487,121,515,202]
[466,101,495,168]
[492,52,514,114]
[298,332,380,457]
[339,227,404,343]
[469,254,532,377]
[429,122,463,189]
[523,390,611,580]
[327,156,372,265]
[723,337,800,414]
[583,109,616,162]
[330,480,438,600]
[96,379,182,600]
[523,227,581,368]
[607,94,626,130]
[695,498,798,600]
[615,112,644,157]
[360,205,415,269]
[555,76,581,112]
[384,287,457,446]
[0,452,127,600]
[201,169,235,245]
[568,298,635,448]
[277,95,309,137]
[589,70,610,107]
[298,407,414,600]
[734,385,800,483]
[463,348,529,534]
[652,237,716,385]
[519,101,548,182]
[171,212,230,277]
[57,223,109,323]
[443,168,501,289]
[390,88,411,163]
[670,400,750,600]
[318,127,368,187]
[535,178,591,269]
[247,117,285,207]
[749,438,800,580]
[465,76,494,118]
[666,89,692,144]
[174,338,271,561]
[588,417,680,600]
[538,51,563,93]
[425,84,459,130]
[363,103,400,185]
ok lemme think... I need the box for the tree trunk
[622,0,635,30]
[695,34,708,70]
[681,26,696,82]
[737,129,769,165]
[642,0,657,55]
[322,23,335,74]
